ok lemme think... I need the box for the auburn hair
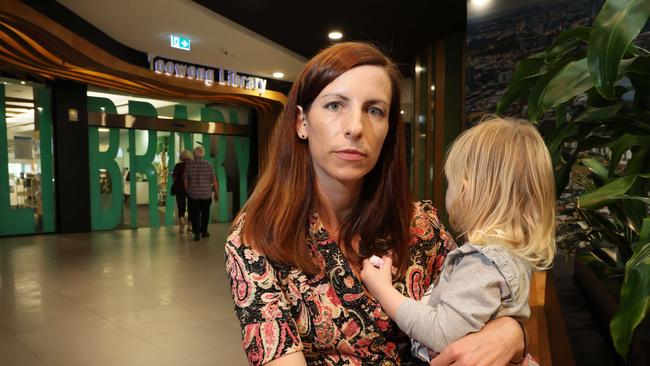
[444,116,556,270]
[238,42,412,276]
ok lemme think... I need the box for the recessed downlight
[272,72,284,79]
[328,31,343,40]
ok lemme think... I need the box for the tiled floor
[0,223,248,366]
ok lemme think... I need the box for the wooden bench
[527,271,575,365]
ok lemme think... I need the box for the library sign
[148,55,268,94]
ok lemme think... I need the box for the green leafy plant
[497,0,650,359]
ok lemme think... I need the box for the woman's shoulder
[411,200,443,231]
[409,200,456,250]
[225,213,247,249]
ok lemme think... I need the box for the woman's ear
[295,106,308,140]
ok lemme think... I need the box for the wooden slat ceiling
[0,0,287,168]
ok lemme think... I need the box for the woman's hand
[429,317,525,366]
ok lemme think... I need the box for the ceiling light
[98,128,110,132]
[20,81,26,85]
[272,72,284,79]
[328,31,343,40]
[470,0,492,10]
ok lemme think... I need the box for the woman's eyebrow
[319,93,349,101]
[365,99,389,106]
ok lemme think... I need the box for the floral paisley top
[225,201,456,365]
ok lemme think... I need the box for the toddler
[361,117,555,364]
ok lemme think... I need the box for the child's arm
[362,253,509,353]
[360,256,406,319]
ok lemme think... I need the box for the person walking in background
[183,146,219,241]
[171,150,193,234]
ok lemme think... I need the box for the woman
[172,149,193,233]
[225,42,525,366]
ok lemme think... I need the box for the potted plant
[497,0,650,363]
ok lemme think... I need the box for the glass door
[0,78,55,236]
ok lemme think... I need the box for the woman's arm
[429,317,525,366]
[224,217,304,366]
[264,351,308,366]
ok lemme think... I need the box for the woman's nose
[344,109,364,138]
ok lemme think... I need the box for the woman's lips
[334,149,366,161]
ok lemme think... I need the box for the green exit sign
[170,34,190,51]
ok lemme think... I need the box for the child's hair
[444,116,556,270]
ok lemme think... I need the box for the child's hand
[360,255,394,298]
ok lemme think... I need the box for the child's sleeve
[394,252,506,353]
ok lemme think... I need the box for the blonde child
[361,117,556,363]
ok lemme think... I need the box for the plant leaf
[572,103,623,123]
[577,206,633,262]
[607,134,650,176]
[580,158,609,182]
[497,58,545,114]
[610,243,650,359]
[537,59,594,118]
[627,55,650,75]
[615,195,650,204]
[527,63,569,122]
[579,174,650,210]
[626,147,650,175]
[578,175,638,209]
[639,217,650,249]
[545,26,592,65]
[546,122,580,153]
[588,0,650,99]
[555,155,576,196]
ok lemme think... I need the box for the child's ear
[455,179,467,195]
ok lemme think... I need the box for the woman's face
[298,65,391,188]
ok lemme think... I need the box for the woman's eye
[325,102,342,111]
[368,107,385,117]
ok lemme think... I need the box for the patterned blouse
[225,201,456,365]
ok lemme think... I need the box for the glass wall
[0,78,55,236]
[411,35,465,212]
[88,89,251,231]
[412,49,436,201]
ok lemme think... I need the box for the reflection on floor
[0,223,247,366]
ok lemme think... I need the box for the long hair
[239,42,412,276]
[444,116,556,269]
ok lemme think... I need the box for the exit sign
[170,34,190,51]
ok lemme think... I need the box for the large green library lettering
[87,96,252,231]
[0,82,55,236]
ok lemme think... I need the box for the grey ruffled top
[395,242,532,362]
